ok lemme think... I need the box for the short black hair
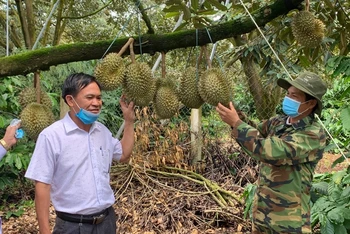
[62,73,101,104]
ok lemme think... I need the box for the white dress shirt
[25,113,122,214]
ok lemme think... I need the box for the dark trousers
[52,206,116,234]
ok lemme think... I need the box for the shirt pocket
[98,148,111,174]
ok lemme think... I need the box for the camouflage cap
[277,71,327,115]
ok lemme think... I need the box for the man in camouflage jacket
[216,71,327,233]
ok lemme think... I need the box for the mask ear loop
[68,95,81,115]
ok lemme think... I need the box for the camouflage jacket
[231,114,326,233]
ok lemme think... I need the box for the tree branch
[0,0,303,78]
[134,0,155,34]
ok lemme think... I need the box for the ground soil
[1,153,348,234]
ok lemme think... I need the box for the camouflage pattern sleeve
[236,110,261,132]
[231,116,326,166]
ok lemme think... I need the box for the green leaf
[342,174,350,185]
[191,0,198,10]
[343,219,350,229]
[165,0,182,5]
[320,217,335,234]
[340,86,350,100]
[341,207,350,219]
[205,0,227,11]
[196,9,217,15]
[333,224,348,234]
[165,12,181,18]
[0,116,5,128]
[299,55,311,67]
[331,155,347,168]
[312,181,329,195]
[15,156,22,170]
[163,5,183,12]
[181,4,192,21]
[332,170,347,184]
[327,207,344,224]
[340,107,350,131]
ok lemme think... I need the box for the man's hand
[216,102,241,127]
[2,122,21,149]
[120,94,135,123]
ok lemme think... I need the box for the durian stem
[305,0,309,11]
[161,52,166,78]
[118,37,134,57]
[34,71,41,104]
[129,39,136,63]
[203,45,212,69]
[197,46,204,69]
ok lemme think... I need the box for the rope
[152,2,189,73]
[238,0,349,166]
[100,15,134,60]
[238,0,292,80]
[6,0,9,56]
[33,0,61,50]
[315,114,350,166]
[136,1,143,62]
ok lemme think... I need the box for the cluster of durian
[291,11,325,48]
[178,67,231,109]
[94,53,126,91]
[154,78,179,119]
[18,87,55,140]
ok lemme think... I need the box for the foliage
[1,200,34,219]
[322,56,350,159]
[311,167,350,234]
[0,76,34,192]
[241,183,257,220]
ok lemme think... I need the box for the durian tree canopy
[0,0,304,78]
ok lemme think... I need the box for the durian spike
[161,52,166,78]
[34,71,41,104]
[117,37,134,56]
[129,39,136,63]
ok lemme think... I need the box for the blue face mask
[72,98,100,124]
[282,96,309,117]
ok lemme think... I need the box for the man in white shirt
[25,73,135,234]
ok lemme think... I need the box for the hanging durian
[178,67,204,109]
[18,87,52,109]
[123,61,156,107]
[154,78,179,119]
[20,102,55,140]
[198,68,231,107]
[291,11,325,48]
[94,53,126,90]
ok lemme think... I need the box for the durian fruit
[20,102,55,140]
[94,53,126,90]
[154,78,180,119]
[123,62,156,107]
[198,68,231,107]
[178,67,204,109]
[18,87,52,109]
[291,11,325,48]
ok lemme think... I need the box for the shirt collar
[62,112,101,134]
[285,115,314,129]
